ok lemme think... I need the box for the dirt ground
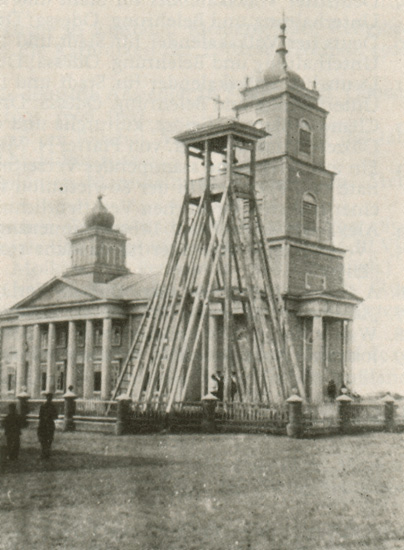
[0,428,403,550]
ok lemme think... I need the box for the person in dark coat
[2,403,23,461]
[37,392,58,458]
[327,379,337,401]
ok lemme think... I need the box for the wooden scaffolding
[112,118,304,410]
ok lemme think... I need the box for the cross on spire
[212,94,224,118]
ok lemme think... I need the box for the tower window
[299,120,312,156]
[302,193,318,233]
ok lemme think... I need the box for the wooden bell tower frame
[112,118,304,411]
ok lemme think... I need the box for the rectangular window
[112,325,122,347]
[110,359,121,393]
[41,330,48,350]
[76,327,85,348]
[94,325,103,347]
[94,371,102,392]
[303,201,317,232]
[56,327,67,348]
[41,372,47,392]
[299,129,311,155]
[56,361,66,393]
[7,372,15,392]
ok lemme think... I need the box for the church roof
[257,21,306,89]
[298,288,364,304]
[84,194,115,229]
[5,272,160,312]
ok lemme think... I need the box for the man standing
[2,403,23,461]
[37,392,58,458]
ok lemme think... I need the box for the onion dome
[260,22,306,88]
[84,194,115,229]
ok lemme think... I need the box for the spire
[260,18,306,89]
[276,15,288,61]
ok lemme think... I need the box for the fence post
[336,388,353,433]
[116,394,131,435]
[201,394,218,433]
[286,390,304,438]
[382,393,396,433]
[63,388,77,432]
[17,388,30,428]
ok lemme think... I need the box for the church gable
[14,279,98,309]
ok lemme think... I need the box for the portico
[0,196,157,400]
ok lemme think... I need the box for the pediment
[13,279,98,309]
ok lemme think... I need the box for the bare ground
[0,428,403,550]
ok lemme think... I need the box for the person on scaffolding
[210,373,224,401]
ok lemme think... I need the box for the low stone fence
[1,391,403,438]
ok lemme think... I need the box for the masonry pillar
[208,314,218,379]
[15,325,26,394]
[46,322,56,393]
[344,320,353,389]
[311,316,324,404]
[101,318,112,400]
[66,321,77,390]
[31,323,41,398]
[83,320,94,398]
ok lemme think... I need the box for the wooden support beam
[252,195,305,398]
[168,188,230,411]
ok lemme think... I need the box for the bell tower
[63,195,130,283]
[234,21,362,403]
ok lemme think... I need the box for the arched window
[299,120,312,157]
[253,118,265,130]
[302,192,318,233]
[254,119,266,151]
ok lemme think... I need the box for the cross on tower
[212,94,224,118]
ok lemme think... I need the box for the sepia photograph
[0,1,403,549]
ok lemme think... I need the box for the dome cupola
[84,194,115,229]
[260,21,306,88]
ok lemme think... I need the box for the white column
[344,320,353,389]
[31,324,41,397]
[15,325,26,394]
[83,320,94,398]
[101,318,112,400]
[311,316,324,404]
[46,323,56,393]
[208,314,218,379]
[66,321,77,390]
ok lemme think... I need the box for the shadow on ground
[0,446,172,474]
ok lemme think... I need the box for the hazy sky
[1,0,403,394]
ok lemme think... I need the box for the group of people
[209,372,238,401]
[2,392,58,461]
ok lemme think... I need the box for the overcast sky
[1,0,403,394]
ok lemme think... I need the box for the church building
[0,22,362,403]
[0,195,157,400]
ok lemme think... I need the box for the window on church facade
[76,325,85,347]
[7,370,15,392]
[112,324,122,347]
[56,326,67,348]
[299,120,312,157]
[56,361,66,393]
[94,324,103,347]
[41,371,47,392]
[302,193,318,234]
[110,359,121,394]
[41,329,48,350]
[94,370,101,392]
[254,119,266,151]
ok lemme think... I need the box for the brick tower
[234,21,362,403]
